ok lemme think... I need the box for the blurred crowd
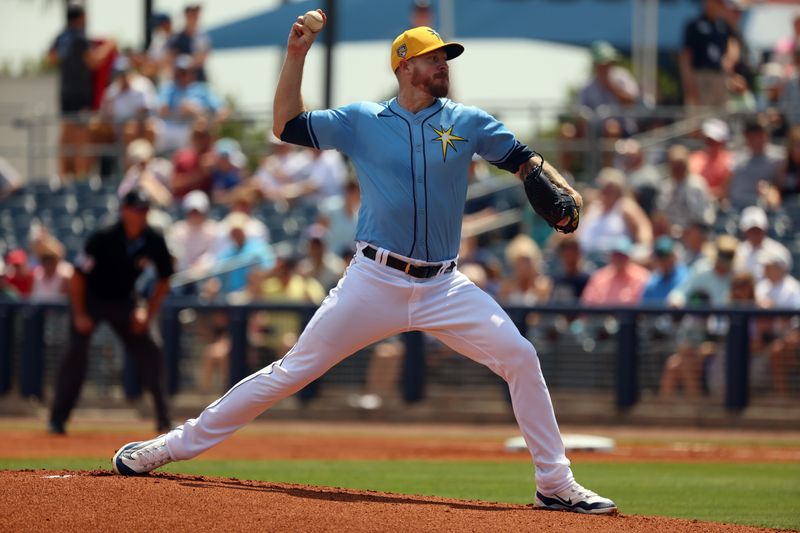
[1,0,800,401]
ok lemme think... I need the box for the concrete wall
[0,75,59,183]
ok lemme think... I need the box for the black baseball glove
[523,155,580,234]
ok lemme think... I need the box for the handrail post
[402,330,426,403]
[20,305,45,399]
[615,311,638,409]
[227,306,250,387]
[298,307,321,403]
[0,304,15,395]
[725,311,750,411]
[159,305,182,395]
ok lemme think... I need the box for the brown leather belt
[362,245,455,279]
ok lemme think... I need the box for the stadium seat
[0,191,36,214]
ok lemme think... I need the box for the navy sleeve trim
[488,140,534,173]
[280,112,317,148]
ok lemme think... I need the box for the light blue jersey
[283,97,531,262]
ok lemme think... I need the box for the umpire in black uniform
[49,189,174,434]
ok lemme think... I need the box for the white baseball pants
[165,245,575,494]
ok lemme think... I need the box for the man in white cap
[118,139,173,207]
[756,248,800,397]
[167,190,219,290]
[735,206,791,279]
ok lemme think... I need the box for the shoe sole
[112,442,143,476]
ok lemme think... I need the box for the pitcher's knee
[498,339,541,379]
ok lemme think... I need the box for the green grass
[3,459,798,530]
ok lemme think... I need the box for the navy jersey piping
[487,142,516,166]
[306,113,320,149]
[387,108,417,257]
[420,102,447,261]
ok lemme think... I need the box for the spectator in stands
[458,235,504,301]
[167,191,218,289]
[254,136,313,202]
[555,122,579,183]
[47,3,116,180]
[318,180,360,256]
[615,139,660,215]
[197,209,272,394]
[722,0,755,111]
[641,236,689,304]
[49,189,173,434]
[249,252,326,365]
[171,118,214,199]
[679,0,732,109]
[776,126,800,202]
[734,206,792,279]
[144,13,173,82]
[548,235,591,303]
[668,234,738,308]
[578,168,653,261]
[0,157,23,200]
[157,55,227,152]
[756,249,800,397]
[499,235,551,306]
[757,249,800,310]
[581,237,650,306]
[727,116,785,210]
[168,3,212,82]
[660,236,739,400]
[661,270,761,401]
[773,11,800,75]
[30,236,72,302]
[93,55,158,148]
[298,224,345,292]
[209,213,275,298]
[756,62,789,137]
[680,220,713,268]
[280,149,348,206]
[217,190,270,249]
[210,138,247,204]
[577,41,639,138]
[1,249,34,299]
[779,44,800,131]
[688,118,732,201]
[657,144,715,230]
[118,139,173,208]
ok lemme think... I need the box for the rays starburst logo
[430,124,467,162]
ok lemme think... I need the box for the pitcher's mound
[0,470,770,532]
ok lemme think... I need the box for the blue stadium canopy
[207,0,701,52]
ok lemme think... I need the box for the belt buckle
[404,263,411,274]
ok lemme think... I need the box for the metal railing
[1,299,797,412]
[1,102,747,185]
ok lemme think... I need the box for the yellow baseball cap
[390,26,464,71]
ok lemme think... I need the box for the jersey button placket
[412,124,427,259]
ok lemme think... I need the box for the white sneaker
[535,482,617,514]
[112,435,172,475]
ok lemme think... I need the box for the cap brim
[415,41,464,62]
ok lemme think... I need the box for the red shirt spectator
[171,120,213,199]
[581,238,650,305]
[688,118,733,200]
[2,249,34,297]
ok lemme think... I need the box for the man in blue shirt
[641,236,689,304]
[112,14,616,516]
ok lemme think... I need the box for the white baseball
[303,10,324,33]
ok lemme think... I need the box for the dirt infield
[0,470,778,533]
[0,421,798,463]
[2,421,798,531]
